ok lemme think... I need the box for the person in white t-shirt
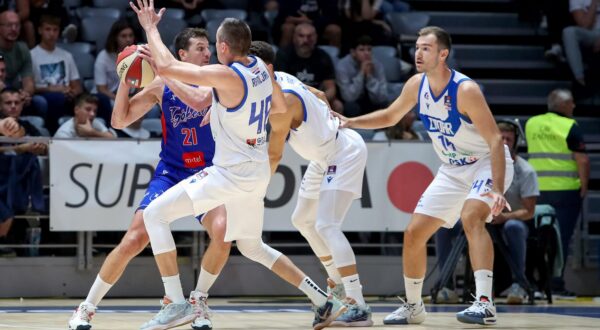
[54,94,115,138]
[30,14,83,133]
[564,0,600,86]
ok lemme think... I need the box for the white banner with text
[50,139,440,231]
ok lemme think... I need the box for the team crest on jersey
[424,92,430,100]
[444,95,452,111]
[170,105,210,128]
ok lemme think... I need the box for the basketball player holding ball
[68,28,226,330]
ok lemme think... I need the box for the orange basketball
[116,44,155,88]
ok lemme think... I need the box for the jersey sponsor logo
[182,151,205,168]
[428,117,456,135]
[169,105,210,128]
[246,136,267,148]
[189,169,208,184]
[449,157,478,166]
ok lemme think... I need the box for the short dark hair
[39,14,61,28]
[418,26,452,52]
[497,121,520,149]
[0,87,20,96]
[351,35,372,50]
[217,18,251,55]
[75,93,99,108]
[248,41,275,65]
[174,28,209,60]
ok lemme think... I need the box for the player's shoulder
[456,78,482,96]
[404,73,425,93]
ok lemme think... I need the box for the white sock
[474,269,493,301]
[342,274,365,305]
[84,275,113,306]
[195,266,218,294]
[322,259,342,284]
[162,274,186,304]
[404,276,424,305]
[298,276,328,306]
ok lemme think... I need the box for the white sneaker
[68,302,96,330]
[506,283,527,305]
[435,287,459,304]
[140,297,196,330]
[189,291,213,330]
[383,298,427,325]
[456,296,497,325]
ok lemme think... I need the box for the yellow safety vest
[526,112,580,191]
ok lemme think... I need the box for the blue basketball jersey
[159,85,215,171]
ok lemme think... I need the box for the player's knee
[404,223,426,247]
[291,211,314,233]
[315,220,341,239]
[461,216,485,235]
[118,230,149,256]
[236,239,281,268]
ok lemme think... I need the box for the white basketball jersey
[275,71,339,162]
[210,56,273,168]
[418,70,489,166]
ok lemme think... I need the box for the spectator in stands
[29,0,77,44]
[492,121,539,304]
[274,22,343,113]
[31,14,83,134]
[341,0,393,53]
[336,35,387,117]
[113,117,151,139]
[0,10,47,118]
[272,0,342,48]
[526,89,589,296]
[93,20,136,110]
[0,87,46,256]
[563,0,600,86]
[372,110,421,141]
[0,54,6,91]
[54,94,116,138]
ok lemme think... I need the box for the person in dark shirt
[274,22,343,112]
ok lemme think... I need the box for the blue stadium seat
[201,9,247,23]
[81,16,119,50]
[93,0,131,11]
[77,7,123,20]
[157,18,188,47]
[142,118,162,137]
[57,42,94,55]
[318,45,339,65]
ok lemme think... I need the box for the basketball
[116,44,155,88]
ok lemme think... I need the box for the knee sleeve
[236,239,282,269]
[143,184,195,255]
[291,198,331,257]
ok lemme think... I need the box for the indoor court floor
[1,297,599,329]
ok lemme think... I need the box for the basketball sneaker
[327,278,346,300]
[68,301,96,330]
[456,296,497,325]
[312,295,348,330]
[189,291,212,330]
[330,298,373,327]
[435,287,459,304]
[383,298,427,325]
[140,297,197,330]
[506,283,527,305]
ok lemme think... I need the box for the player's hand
[137,44,158,73]
[130,0,165,31]
[200,109,211,127]
[481,189,511,216]
[330,110,352,129]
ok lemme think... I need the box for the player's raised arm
[458,80,507,215]
[112,78,162,129]
[337,73,421,129]
[130,0,242,92]
[268,82,292,175]
[162,77,212,112]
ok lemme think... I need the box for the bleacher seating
[80,16,119,50]
[425,11,543,37]
[479,79,571,106]
[453,45,554,70]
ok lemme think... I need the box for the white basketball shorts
[414,145,514,228]
[299,128,368,200]
[181,161,271,242]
